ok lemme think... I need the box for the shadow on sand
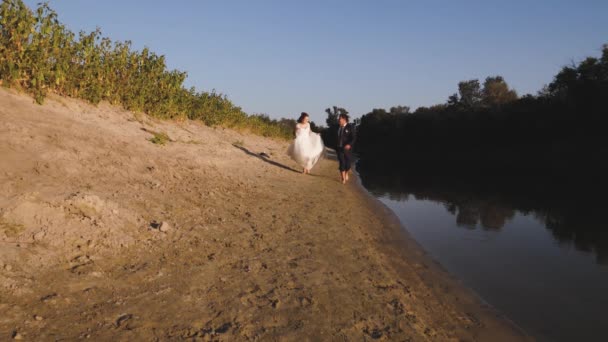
[233,144,342,182]
[232,144,301,173]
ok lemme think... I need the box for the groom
[336,113,356,184]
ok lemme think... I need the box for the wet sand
[0,88,529,340]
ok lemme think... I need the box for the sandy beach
[0,88,529,341]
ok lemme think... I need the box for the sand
[0,88,529,341]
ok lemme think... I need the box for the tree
[325,106,349,126]
[458,79,482,108]
[447,93,460,106]
[482,76,518,106]
[323,106,349,149]
[389,105,410,115]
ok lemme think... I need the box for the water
[357,164,608,341]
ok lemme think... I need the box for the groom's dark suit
[336,123,356,172]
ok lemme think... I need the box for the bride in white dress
[287,112,325,174]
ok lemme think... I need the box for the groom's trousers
[336,147,351,172]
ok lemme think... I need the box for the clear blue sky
[24,0,608,124]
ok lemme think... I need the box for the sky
[23,0,608,124]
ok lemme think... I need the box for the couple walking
[287,112,356,184]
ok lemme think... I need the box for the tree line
[0,0,292,139]
[355,44,608,176]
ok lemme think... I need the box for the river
[357,163,608,341]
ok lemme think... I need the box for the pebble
[34,315,43,321]
[159,221,171,232]
[5,264,12,271]
[12,332,23,340]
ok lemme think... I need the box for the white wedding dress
[287,123,325,170]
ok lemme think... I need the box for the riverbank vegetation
[0,0,292,139]
[355,44,608,176]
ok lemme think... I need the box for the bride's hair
[297,112,309,123]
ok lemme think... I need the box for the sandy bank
[0,88,528,340]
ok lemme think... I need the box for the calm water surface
[357,165,608,341]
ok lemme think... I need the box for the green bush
[0,0,292,139]
[149,131,171,145]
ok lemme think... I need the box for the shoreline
[1,88,529,340]
[349,160,530,339]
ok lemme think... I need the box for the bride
[287,112,325,174]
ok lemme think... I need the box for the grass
[0,218,25,238]
[149,131,171,145]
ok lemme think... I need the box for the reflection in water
[358,161,608,265]
[357,161,608,341]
